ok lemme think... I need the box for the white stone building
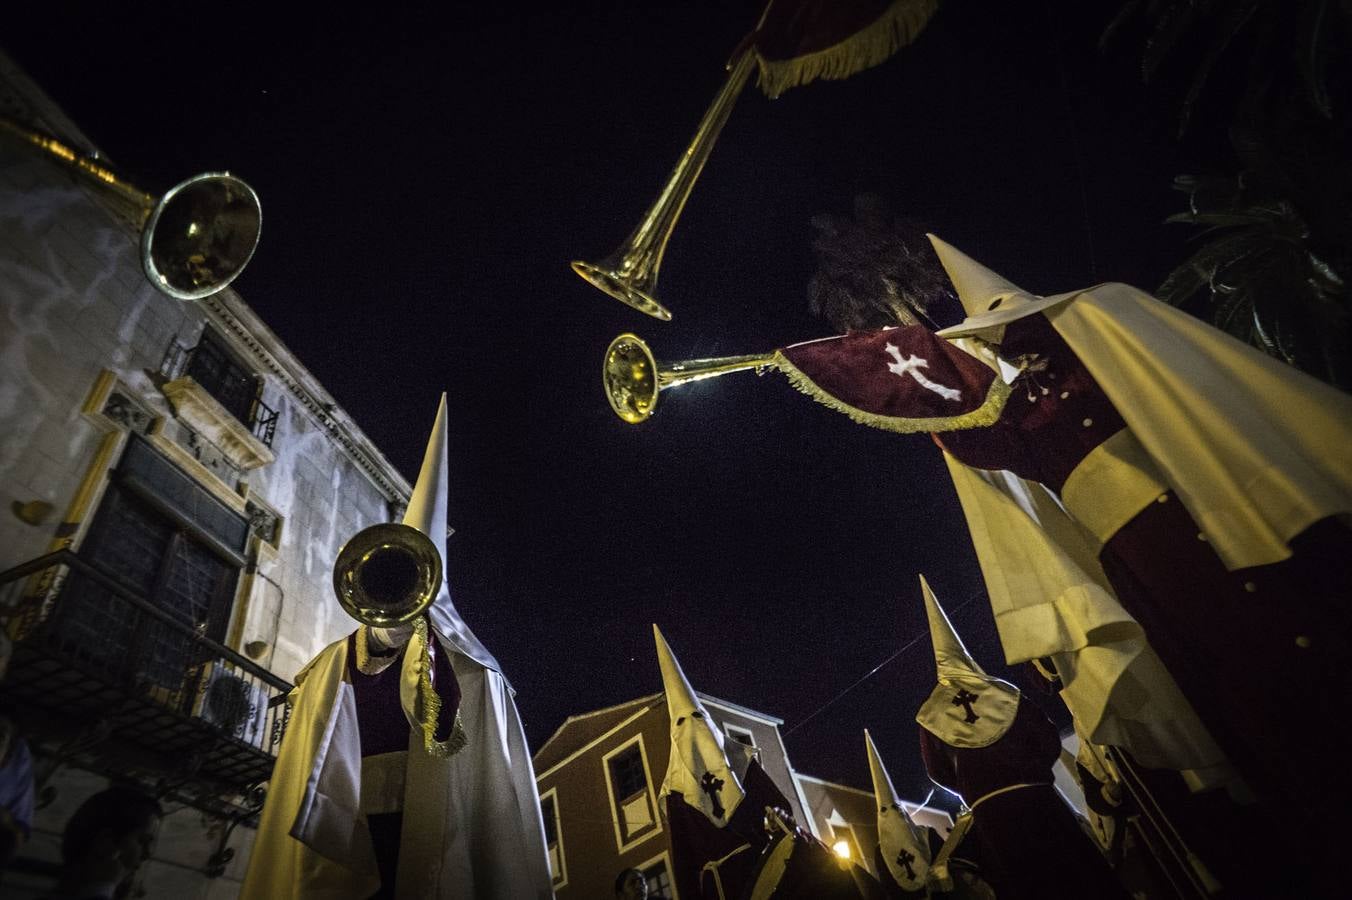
[0,51,411,898]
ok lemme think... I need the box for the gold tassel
[771,351,1013,433]
[413,616,468,759]
[753,0,940,99]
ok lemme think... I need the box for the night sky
[6,2,1204,800]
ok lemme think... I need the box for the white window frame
[601,732,662,853]
[722,722,756,748]
[637,848,680,900]
[539,785,567,890]
[826,808,865,866]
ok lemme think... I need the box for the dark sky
[6,1,1204,800]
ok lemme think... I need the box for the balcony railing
[160,337,278,448]
[0,550,293,818]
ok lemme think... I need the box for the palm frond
[1142,0,1211,82]
[1099,0,1146,52]
[1176,0,1263,135]
[1297,0,1334,117]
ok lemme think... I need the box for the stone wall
[0,51,409,899]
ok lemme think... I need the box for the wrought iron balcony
[160,335,278,449]
[0,550,292,819]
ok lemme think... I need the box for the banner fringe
[771,350,1013,434]
[753,0,940,99]
[414,616,468,759]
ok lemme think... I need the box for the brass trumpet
[332,523,442,627]
[571,50,756,322]
[604,332,776,423]
[0,116,261,301]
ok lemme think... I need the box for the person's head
[61,786,162,888]
[614,866,648,899]
[807,194,960,332]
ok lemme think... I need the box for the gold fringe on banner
[771,350,1012,433]
[413,616,468,759]
[753,0,940,99]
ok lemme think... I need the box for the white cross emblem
[884,344,962,401]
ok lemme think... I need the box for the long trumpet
[332,523,442,627]
[604,332,776,423]
[572,50,756,322]
[0,116,261,301]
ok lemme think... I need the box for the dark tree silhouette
[1104,0,1352,388]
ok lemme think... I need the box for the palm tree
[1103,0,1352,388]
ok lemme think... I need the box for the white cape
[240,632,552,900]
[1036,284,1350,568]
[944,454,1230,782]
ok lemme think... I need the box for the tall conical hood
[655,623,702,723]
[654,625,748,827]
[920,574,983,682]
[927,234,1075,339]
[914,575,1021,749]
[408,394,501,674]
[403,393,452,558]
[866,730,930,892]
[865,728,903,811]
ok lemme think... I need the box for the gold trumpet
[0,116,261,301]
[332,523,442,627]
[604,332,776,424]
[571,49,757,322]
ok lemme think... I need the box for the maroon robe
[919,697,1125,900]
[667,759,880,899]
[347,628,461,900]
[666,759,788,900]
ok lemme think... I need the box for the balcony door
[55,437,246,697]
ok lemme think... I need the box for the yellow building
[534,691,951,898]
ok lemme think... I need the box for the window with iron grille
[541,794,557,846]
[53,437,247,695]
[643,860,674,899]
[186,327,260,428]
[605,739,656,848]
[609,745,647,801]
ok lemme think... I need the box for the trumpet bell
[572,259,672,322]
[603,332,778,424]
[333,522,442,627]
[142,173,262,301]
[604,333,661,423]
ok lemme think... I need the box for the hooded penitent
[866,729,930,892]
[240,394,552,900]
[927,234,1067,339]
[921,238,1352,893]
[654,624,751,825]
[926,233,1352,569]
[913,575,1020,748]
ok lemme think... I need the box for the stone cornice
[199,290,411,504]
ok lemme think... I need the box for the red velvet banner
[775,325,1009,432]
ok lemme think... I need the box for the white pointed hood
[866,730,930,892]
[655,625,750,827]
[914,575,1020,748]
[407,393,501,674]
[928,234,1077,340]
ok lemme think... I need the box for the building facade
[0,52,411,898]
[795,772,951,868]
[533,691,951,899]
